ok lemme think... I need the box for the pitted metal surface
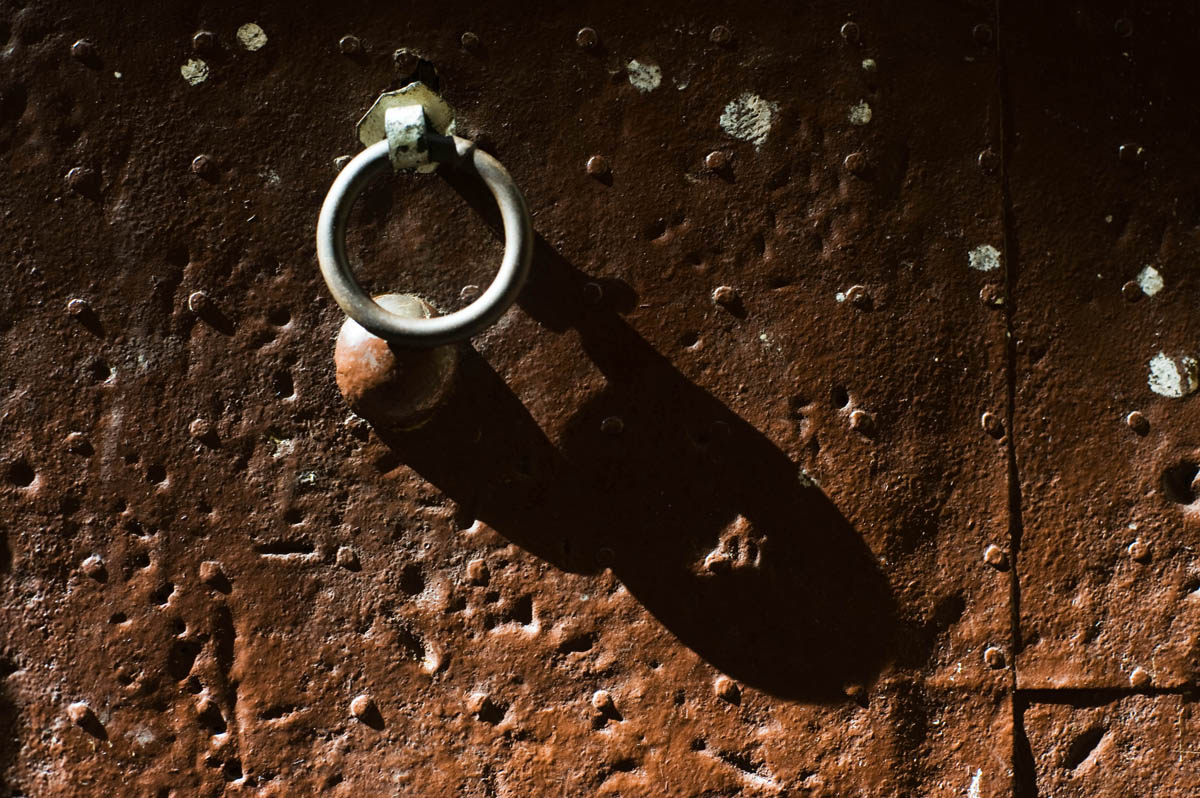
[0,2,1195,796]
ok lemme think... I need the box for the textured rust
[2,0,1195,795]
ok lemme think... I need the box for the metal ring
[316,137,532,347]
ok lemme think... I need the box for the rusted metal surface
[0,1,1192,796]
[1007,1,1200,691]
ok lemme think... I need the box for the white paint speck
[848,100,872,125]
[180,59,209,86]
[113,71,122,79]
[1148,352,1199,398]
[719,93,780,148]
[1136,265,1164,296]
[862,58,876,71]
[967,768,982,798]
[626,59,662,93]
[968,244,1001,272]
[835,291,846,303]
[237,22,268,51]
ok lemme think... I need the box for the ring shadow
[367,172,897,703]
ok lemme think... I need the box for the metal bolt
[192,30,216,54]
[1127,539,1150,563]
[576,27,598,50]
[983,544,1008,569]
[1121,280,1143,301]
[840,22,860,44]
[845,284,871,309]
[338,35,361,55]
[461,31,481,52]
[65,432,92,455]
[1125,411,1149,435]
[585,155,609,177]
[849,409,875,436]
[67,298,91,317]
[710,25,732,45]
[459,284,481,303]
[981,411,1005,438]
[705,150,728,171]
[393,48,420,74]
[712,285,737,306]
[972,23,994,45]
[591,690,614,711]
[713,676,740,703]
[191,154,216,179]
[977,148,999,174]
[843,152,867,176]
[983,646,1006,669]
[1129,666,1151,688]
[70,39,96,62]
[187,291,212,314]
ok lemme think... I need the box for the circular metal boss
[316,137,532,347]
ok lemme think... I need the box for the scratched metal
[0,2,1015,795]
[1006,2,1200,691]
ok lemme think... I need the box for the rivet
[70,39,96,63]
[67,298,91,317]
[705,150,728,171]
[336,546,360,570]
[459,284,481,303]
[65,166,97,194]
[1129,666,1151,688]
[1121,280,1143,301]
[1114,18,1133,38]
[713,676,740,703]
[585,155,609,177]
[1125,411,1149,435]
[65,432,93,455]
[187,291,212,314]
[710,25,733,45]
[840,22,860,44]
[849,409,875,436]
[350,694,375,720]
[192,31,216,54]
[576,27,599,50]
[983,544,1009,569]
[972,23,994,45]
[712,285,737,306]
[1127,538,1150,563]
[67,702,95,726]
[977,148,999,174]
[843,152,867,176]
[591,690,615,711]
[460,31,481,52]
[81,554,106,581]
[191,154,216,179]
[983,646,1006,669]
[844,284,871,309]
[392,48,420,74]
[1118,143,1143,164]
[600,416,624,436]
[981,411,1005,438]
[338,35,361,55]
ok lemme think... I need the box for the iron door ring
[316,136,532,347]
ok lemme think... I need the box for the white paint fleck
[968,244,1001,272]
[862,58,876,71]
[967,768,982,798]
[626,59,662,93]
[180,59,209,86]
[237,22,268,51]
[113,72,122,79]
[848,100,872,125]
[835,291,846,303]
[719,93,780,148]
[1148,352,1199,398]
[1137,265,1164,296]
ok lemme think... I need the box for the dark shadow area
[368,168,897,702]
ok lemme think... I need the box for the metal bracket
[355,82,456,173]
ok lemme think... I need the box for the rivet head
[67,298,91,316]
[843,152,867,176]
[187,291,212,314]
[585,155,610,177]
[984,646,1006,669]
[576,27,599,49]
[977,148,1000,174]
[972,23,994,45]
[981,411,1005,438]
[334,294,459,430]
[192,31,216,54]
[1114,18,1134,38]
[710,25,733,45]
[840,22,860,44]
[350,694,375,719]
[1129,666,1151,688]
[460,31,481,52]
[712,285,738,306]
[844,284,871,309]
[849,409,875,436]
[713,676,740,703]
[338,35,361,55]
[1121,280,1143,301]
[1127,538,1150,563]
[600,416,624,436]
[65,166,97,195]
[1118,143,1143,164]
[336,546,360,570]
[70,39,96,63]
[393,48,420,74]
[705,150,728,171]
[191,154,216,179]
[983,544,1009,569]
[1125,411,1149,435]
[67,702,95,725]
[591,690,614,711]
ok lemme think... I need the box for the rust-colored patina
[0,1,1195,796]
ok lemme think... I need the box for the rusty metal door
[1,2,1197,796]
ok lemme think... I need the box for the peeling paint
[849,100,872,125]
[237,22,268,51]
[180,59,209,86]
[626,60,662,93]
[1137,265,1164,296]
[719,93,779,147]
[968,244,1001,272]
[1148,352,1199,397]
